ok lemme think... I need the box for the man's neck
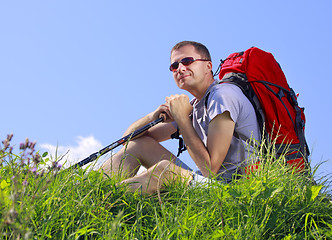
[191,76,215,101]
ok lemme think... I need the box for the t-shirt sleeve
[206,85,241,124]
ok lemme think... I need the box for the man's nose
[177,62,187,71]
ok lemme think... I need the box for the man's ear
[207,61,213,70]
[206,61,213,73]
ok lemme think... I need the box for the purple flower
[56,163,62,169]
[2,139,10,150]
[7,133,13,141]
[30,141,36,149]
[20,143,25,150]
[33,153,40,164]
[22,180,28,186]
[30,167,37,173]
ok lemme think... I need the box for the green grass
[1,134,331,239]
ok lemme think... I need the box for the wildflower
[22,180,28,186]
[20,158,26,167]
[51,161,62,170]
[29,141,37,154]
[56,162,62,170]
[30,167,37,173]
[51,161,57,169]
[20,142,26,150]
[2,139,10,150]
[33,153,40,164]
[25,138,29,149]
[7,133,13,142]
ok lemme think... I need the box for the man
[101,41,260,193]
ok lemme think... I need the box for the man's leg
[100,136,177,178]
[120,160,193,194]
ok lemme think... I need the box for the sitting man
[101,41,260,193]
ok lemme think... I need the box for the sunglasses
[169,57,210,72]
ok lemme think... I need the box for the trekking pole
[71,117,164,169]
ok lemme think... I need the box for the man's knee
[156,159,172,169]
[131,135,158,147]
[123,135,157,153]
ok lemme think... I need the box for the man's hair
[171,41,211,60]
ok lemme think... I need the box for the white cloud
[39,135,149,174]
[39,136,107,169]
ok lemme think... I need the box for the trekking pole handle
[72,117,164,168]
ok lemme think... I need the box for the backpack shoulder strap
[219,72,265,136]
[203,78,248,140]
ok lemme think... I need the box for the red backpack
[216,47,309,171]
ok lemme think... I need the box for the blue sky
[1,1,331,183]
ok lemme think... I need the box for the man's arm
[176,111,234,176]
[206,111,235,173]
[167,94,235,177]
[122,104,177,143]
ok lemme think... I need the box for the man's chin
[177,81,186,89]
[177,78,189,88]
[177,83,191,92]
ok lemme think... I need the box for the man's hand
[150,103,174,123]
[165,94,193,124]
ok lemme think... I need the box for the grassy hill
[1,135,331,239]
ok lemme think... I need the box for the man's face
[170,45,211,92]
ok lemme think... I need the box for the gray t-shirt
[191,81,261,180]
